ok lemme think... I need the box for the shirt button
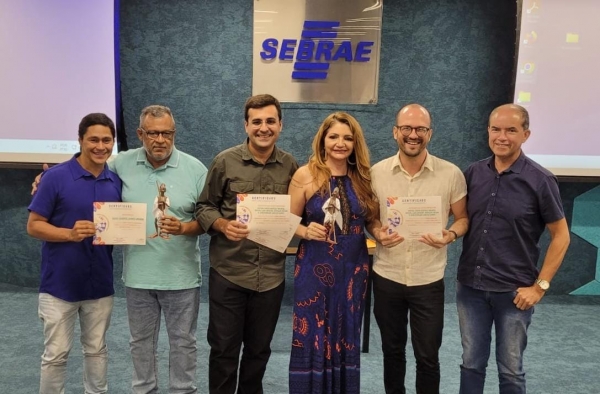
[491,193,496,196]
[487,211,492,215]
[477,266,480,269]
[483,230,488,233]
[480,247,484,251]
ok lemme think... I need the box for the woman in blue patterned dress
[288,112,379,393]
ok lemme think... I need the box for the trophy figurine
[149,182,170,239]
[322,186,342,244]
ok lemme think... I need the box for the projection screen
[0,0,121,166]
[514,0,600,177]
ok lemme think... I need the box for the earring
[347,155,356,165]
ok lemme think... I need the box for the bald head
[396,104,432,126]
[489,104,529,130]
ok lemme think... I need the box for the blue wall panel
[2,0,598,301]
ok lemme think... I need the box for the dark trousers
[372,271,445,394]
[207,268,285,394]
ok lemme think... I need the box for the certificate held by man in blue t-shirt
[93,202,147,245]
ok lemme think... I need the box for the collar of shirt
[68,153,113,181]
[391,150,434,178]
[241,138,284,165]
[487,152,526,174]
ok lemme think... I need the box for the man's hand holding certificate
[236,194,299,253]
[386,196,443,242]
[93,202,147,245]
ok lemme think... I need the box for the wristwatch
[535,279,550,291]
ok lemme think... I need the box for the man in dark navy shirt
[456,104,570,394]
[27,113,122,394]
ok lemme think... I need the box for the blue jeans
[456,282,533,394]
[125,287,200,394]
[38,293,113,394]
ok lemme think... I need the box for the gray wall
[1,0,597,301]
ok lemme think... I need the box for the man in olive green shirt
[195,94,298,394]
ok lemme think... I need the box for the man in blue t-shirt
[27,113,122,394]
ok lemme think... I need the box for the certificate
[93,202,147,245]
[236,194,298,253]
[385,196,443,240]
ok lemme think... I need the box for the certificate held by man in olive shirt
[236,194,300,253]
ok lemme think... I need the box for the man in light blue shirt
[110,105,207,393]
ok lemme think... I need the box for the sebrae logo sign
[259,20,374,80]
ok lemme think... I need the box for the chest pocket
[273,183,288,194]
[230,181,254,194]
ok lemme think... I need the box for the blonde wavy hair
[307,112,378,223]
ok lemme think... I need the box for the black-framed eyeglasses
[395,125,431,137]
[140,128,176,140]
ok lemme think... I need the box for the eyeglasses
[395,125,431,137]
[140,128,176,140]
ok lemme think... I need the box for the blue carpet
[1,287,599,393]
